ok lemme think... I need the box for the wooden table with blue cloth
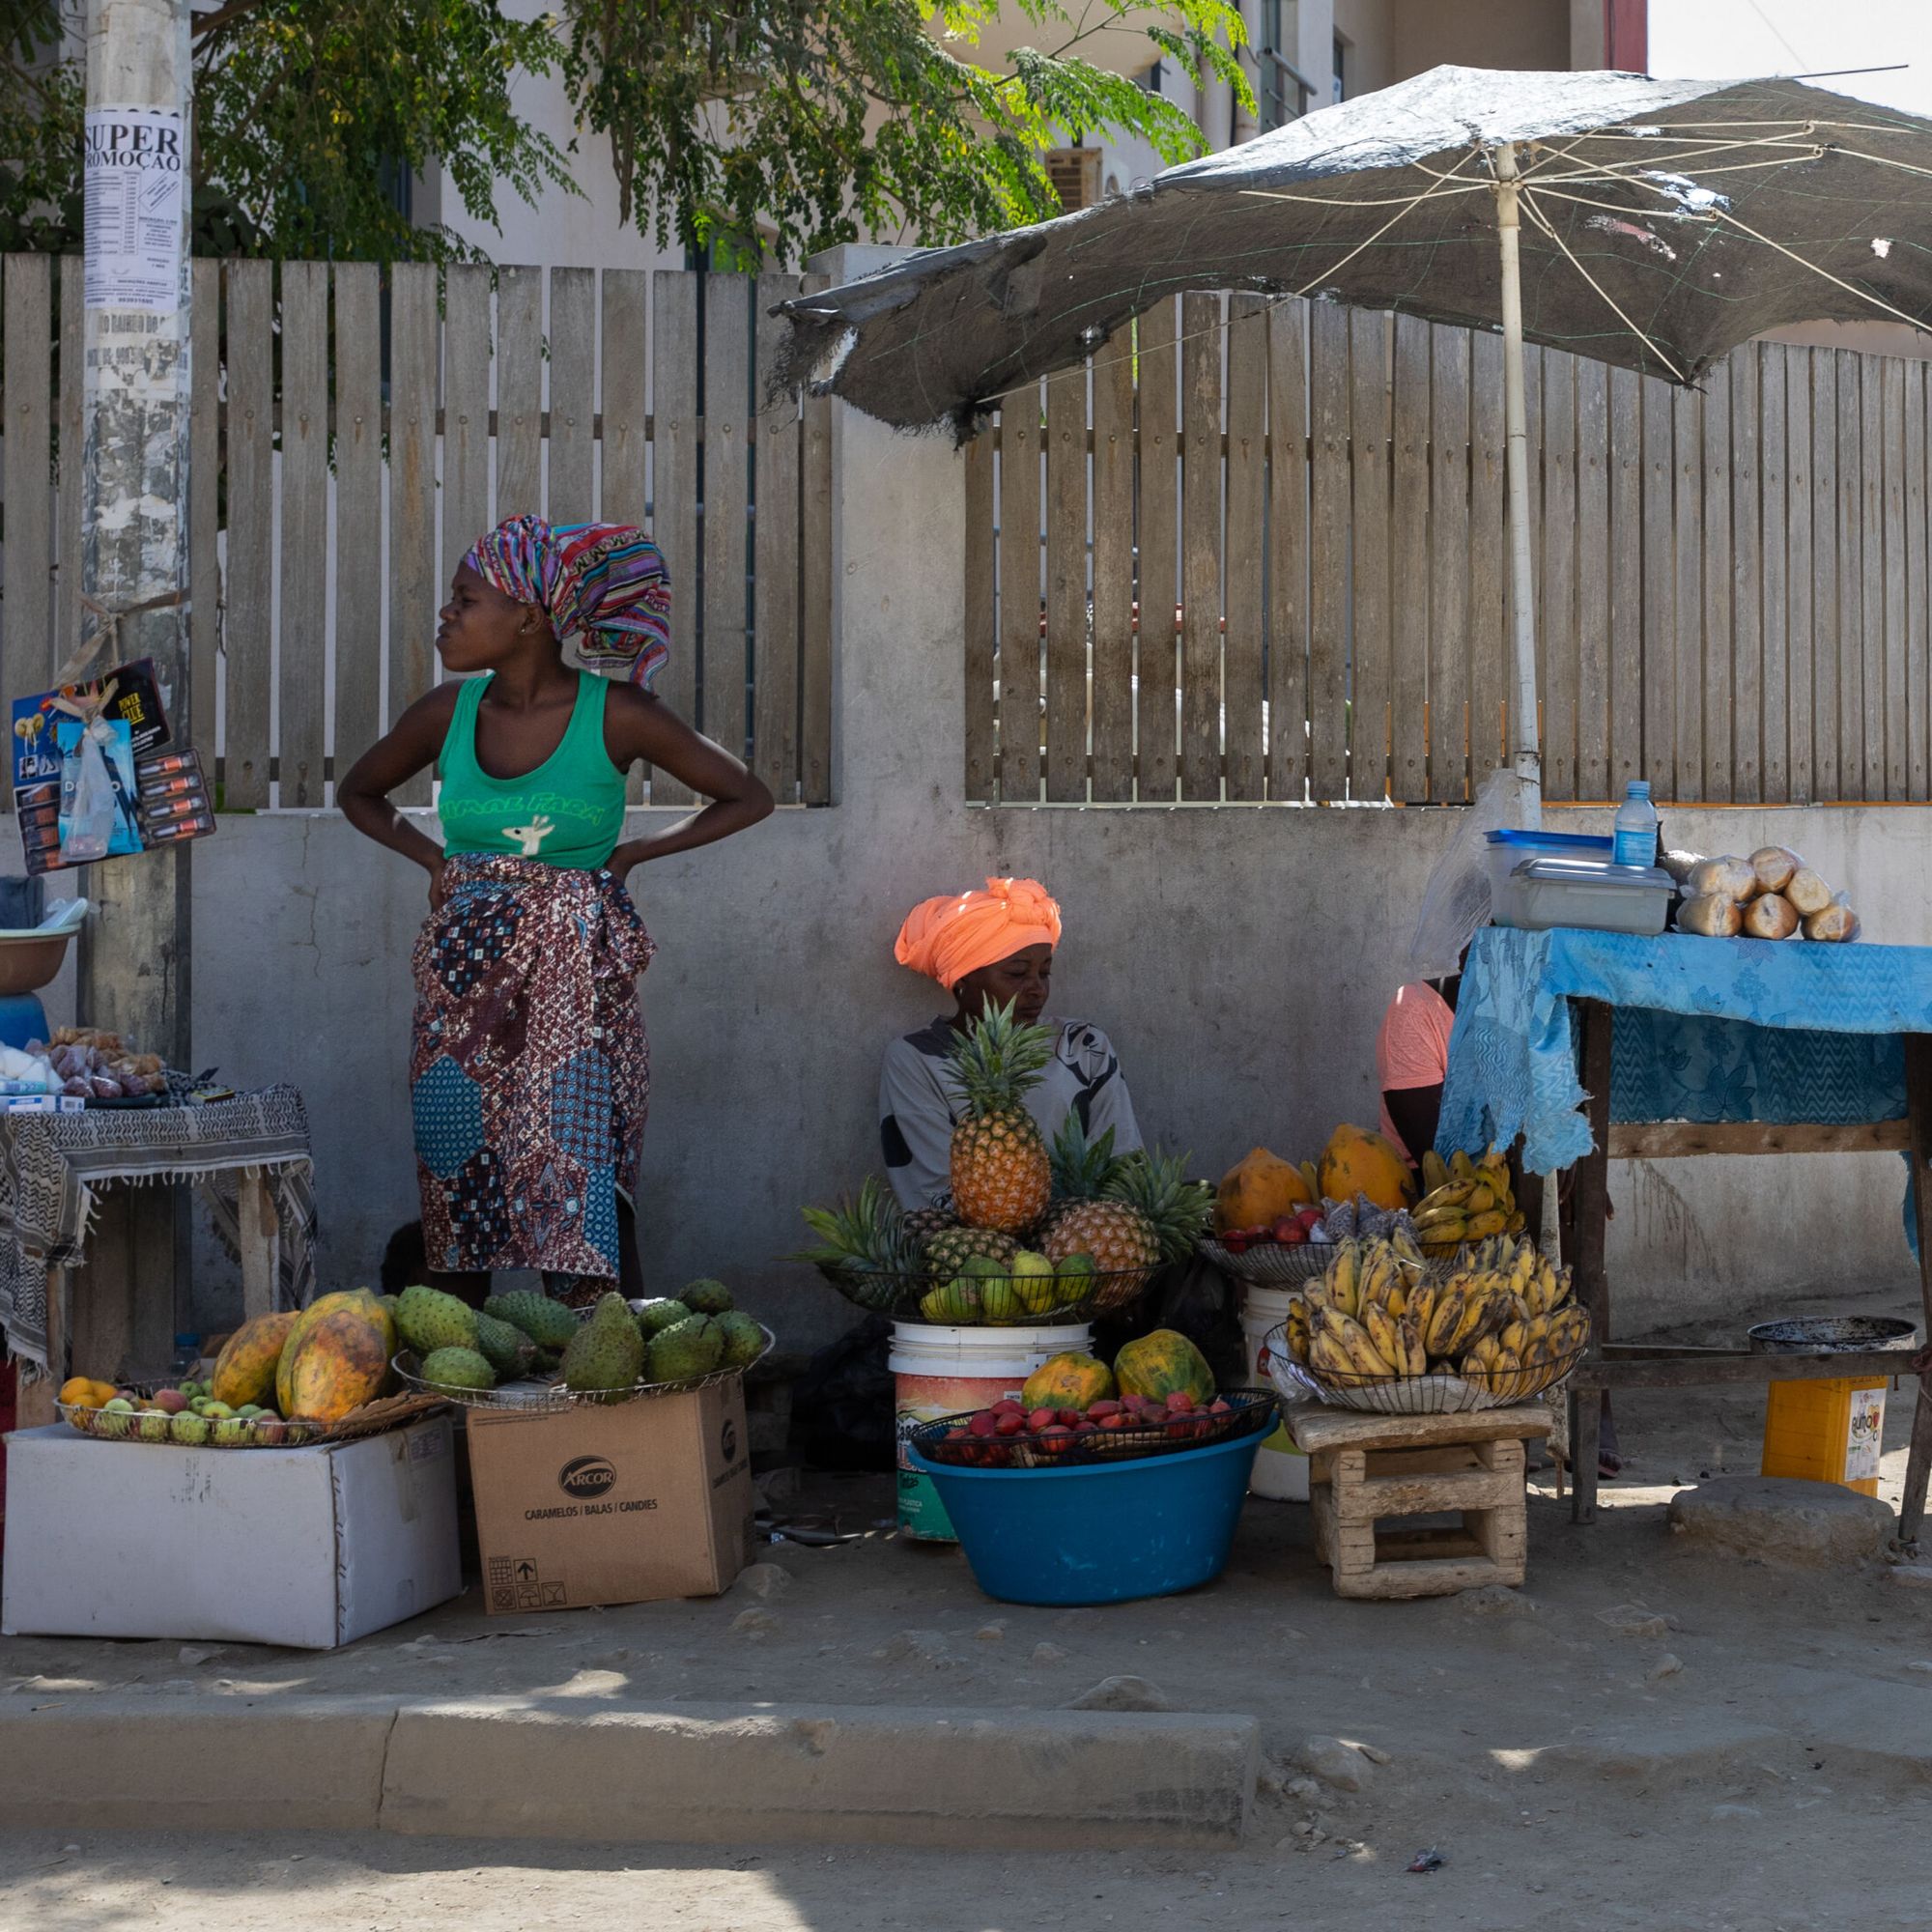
[1437,924,1932,1532]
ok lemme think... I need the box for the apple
[153,1388,188,1415]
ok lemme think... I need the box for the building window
[1139,59,1163,95]
[1258,0,1295,130]
[1332,34,1346,104]
[1044,147,1101,214]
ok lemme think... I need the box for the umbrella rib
[1519,191,1687,380]
[1696,202,1932,335]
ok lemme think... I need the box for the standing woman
[340,515,772,1306]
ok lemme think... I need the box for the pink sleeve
[1378,986,1452,1093]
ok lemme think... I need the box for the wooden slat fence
[0,258,832,808]
[966,294,1932,806]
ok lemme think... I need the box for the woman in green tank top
[340,515,772,1308]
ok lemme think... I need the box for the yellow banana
[1491,1343,1527,1402]
[1326,1239,1360,1316]
[1309,1327,1356,1379]
[1445,1282,1505,1355]
[1297,1160,1321,1202]
[1406,1279,1438,1340]
[1499,1318,1529,1356]
[1417,1179,1475,1215]
[1284,1296,1311,1364]
[1421,1150,1450,1194]
[1399,1314,1427,1376]
[1546,1305,1591,1355]
[1423,1284,1468,1359]
[1325,1309,1397,1379]
[1464,1209,1508,1240]
[1363,1300,1407,1377]
[1465,1183,1497,1215]
[1506,1211,1527,1235]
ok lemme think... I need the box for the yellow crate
[1761,1377,1887,1497]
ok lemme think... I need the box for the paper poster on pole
[83,107,186,313]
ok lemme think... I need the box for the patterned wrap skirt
[411,854,654,1277]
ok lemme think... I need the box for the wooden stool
[1291,1402,1553,1601]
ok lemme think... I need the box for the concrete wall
[1390,0,1571,85]
[162,304,1927,1354]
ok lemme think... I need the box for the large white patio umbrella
[778,65,1932,821]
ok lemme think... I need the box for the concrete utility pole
[76,0,193,1369]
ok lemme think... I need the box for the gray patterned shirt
[879,1016,1143,1212]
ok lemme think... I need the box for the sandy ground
[4,1288,1931,1925]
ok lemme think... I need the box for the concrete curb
[0,1695,1259,1849]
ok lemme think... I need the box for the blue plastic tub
[906,1429,1264,1605]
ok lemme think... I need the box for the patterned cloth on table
[412,853,652,1277]
[0,1084,318,1373]
[1437,925,1932,1175]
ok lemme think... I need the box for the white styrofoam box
[2,1414,460,1649]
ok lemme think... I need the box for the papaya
[210,1309,298,1410]
[276,1289,395,1418]
[280,1299,395,1424]
[1021,1351,1116,1412]
[1318,1123,1415,1212]
[1113,1329,1214,1407]
[1214,1147,1313,1232]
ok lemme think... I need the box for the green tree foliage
[0,0,1250,265]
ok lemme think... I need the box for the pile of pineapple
[796,1006,1211,1322]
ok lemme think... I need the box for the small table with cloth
[1437,925,1932,1531]
[0,1085,318,1414]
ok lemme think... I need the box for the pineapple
[1040,1142,1213,1275]
[922,1224,1019,1282]
[902,1205,960,1254]
[791,1178,920,1310]
[947,1003,1055,1235]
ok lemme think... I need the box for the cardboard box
[465,1381,753,1613]
[2,1415,461,1648]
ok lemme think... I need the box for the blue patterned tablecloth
[1436,926,1932,1174]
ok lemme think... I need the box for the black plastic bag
[790,1312,896,1470]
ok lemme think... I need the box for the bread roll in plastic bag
[1677,893,1743,938]
[1749,846,1801,895]
[1743,893,1798,940]
[1804,901,1861,943]
[1785,867,1834,917]
[1687,855,1757,902]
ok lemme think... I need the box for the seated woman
[880,877,1141,1211]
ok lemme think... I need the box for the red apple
[1280,1223,1308,1246]
[1296,1207,1324,1229]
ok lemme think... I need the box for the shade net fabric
[1436,926,1931,1175]
[778,66,1932,436]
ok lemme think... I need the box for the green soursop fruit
[396,1284,479,1357]
[474,1312,539,1381]
[420,1346,497,1392]
[680,1277,734,1316]
[645,1315,724,1384]
[483,1290,579,1351]
[560,1293,645,1394]
[714,1309,766,1370]
[636,1297,690,1340]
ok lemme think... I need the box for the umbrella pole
[1492,140,1542,829]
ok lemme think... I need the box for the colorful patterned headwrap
[463,514,671,689]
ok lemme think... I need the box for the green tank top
[437,672,626,870]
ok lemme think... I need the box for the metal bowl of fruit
[56,1376,322,1447]
[1200,1208,1332,1285]
[909,1387,1278,1469]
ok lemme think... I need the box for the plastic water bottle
[168,1332,202,1380]
[1612,781,1659,868]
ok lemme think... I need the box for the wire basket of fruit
[392,1282,773,1409]
[1258,1231,1590,1416]
[793,1014,1212,1319]
[57,1379,328,1447]
[910,1388,1278,1469]
[1199,1217,1332,1285]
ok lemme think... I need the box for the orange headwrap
[894,878,1063,992]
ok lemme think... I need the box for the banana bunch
[1412,1149,1528,1251]
[1280,1230,1589,1399]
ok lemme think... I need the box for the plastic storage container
[1491,857,1674,936]
[906,1428,1264,1605]
[1483,828,1613,910]
[1238,1284,1309,1501]
[890,1321,1092,1542]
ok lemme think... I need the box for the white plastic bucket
[1240,1285,1309,1501]
[890,1321,1093,1542]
